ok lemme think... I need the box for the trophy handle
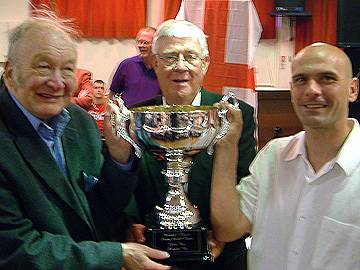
[109,95,142,158]
[207,91,239,155]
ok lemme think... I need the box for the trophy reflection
[109,93,238,263]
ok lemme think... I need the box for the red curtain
[163,0,183,21]
[295,0,337,53]
[31,0,337,45]
[31,0,146,38]
[252,0,275,39]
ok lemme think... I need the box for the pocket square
[82,172,99,192]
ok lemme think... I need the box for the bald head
[290,42,359,131]
[292,42,353,81]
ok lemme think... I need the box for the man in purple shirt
[109,27,161,106]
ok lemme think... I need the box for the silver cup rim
[131,104,217,113]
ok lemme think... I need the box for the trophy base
[146,226,213,264]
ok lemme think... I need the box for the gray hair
[7,8,78,65]
[152,19,209,57]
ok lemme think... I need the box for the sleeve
[236,173,259,225]
[97,153,140,215]
[109,152,136,171]
[236,140,276,225]
[109,61,126,94]
[85,153,140,243]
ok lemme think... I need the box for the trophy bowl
[109,93,238,264]
[131,105,220,153]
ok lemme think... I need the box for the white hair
[152,19,209,57]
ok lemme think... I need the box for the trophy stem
[157,150,201,229]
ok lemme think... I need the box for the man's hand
[103,101,133,164]
[215,101,243,148]
[208,230,225,259]
[121,243,171,270]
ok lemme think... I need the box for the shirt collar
[282,131,306,162]
[282,119,360,176]
[9,91,71,138]
[162,90,202,106]
[335,119,360,176]
[135,54,144,63]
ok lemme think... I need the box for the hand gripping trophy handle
[108,94,142,158]
[207,91,239,155]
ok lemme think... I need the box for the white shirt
[238,119,360,270]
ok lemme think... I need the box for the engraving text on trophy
[157,231,201,252]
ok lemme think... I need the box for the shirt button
[292,250,299,256]
[298,216,306,221]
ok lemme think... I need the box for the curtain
[295,0,337,53]
[31,0,146,38]
[252,0,275,39]
[163,0,183,20]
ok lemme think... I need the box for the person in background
[0,9,171,270]
[88,79,108,137]
[211,42,360,270]
[72,68,93,110]
[109,27,161,107]
[127,19,257,270]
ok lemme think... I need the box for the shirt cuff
[110,152,135,171]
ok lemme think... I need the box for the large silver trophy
[109,93,238,263]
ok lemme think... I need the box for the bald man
[210,43,360,270]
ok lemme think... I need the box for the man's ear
[201,56,210,74]
[3,61,15,89]
[348,77,359,103]
[151,54,158,68]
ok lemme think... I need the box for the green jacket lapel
[200,88,220,105]
[62,125,98,234]
[0,87,93,229]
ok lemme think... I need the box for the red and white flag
[176,0,262,108]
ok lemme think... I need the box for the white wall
[0,0,294,90]
[0,0,29,67]
[76,39,137,85]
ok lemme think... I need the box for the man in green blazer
[0,11,171,270]
[127,20,257,270]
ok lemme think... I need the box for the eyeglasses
[156,53,203,68]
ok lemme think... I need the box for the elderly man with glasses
[125,19,257,270]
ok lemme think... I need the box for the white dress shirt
[238,119,360,270]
